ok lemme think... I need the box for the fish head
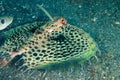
[44,18,67,38]
[0,16,13,30]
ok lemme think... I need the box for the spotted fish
[16,18,98,69]
[0,5,99,70]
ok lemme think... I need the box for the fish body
[21,18,98,69]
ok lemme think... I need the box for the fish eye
[60,18,65,22]
[1,19,5,24]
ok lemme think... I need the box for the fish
[0,16,13,30]
[0,5,100,70]
[0,17,98,69]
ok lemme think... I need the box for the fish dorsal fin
[3,21,42,38]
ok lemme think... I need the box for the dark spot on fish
[77,39,80,41]
[71,35,74,38]
[63,53,70,57]
[41,45,45,48]
[50,52,54,55]
[36,57,40,60]
[28,51,32,54]
[46,43,51,46]
[47,50,51,53]
[42,50,46,53]
[33,53,37,56]
[41,60,44,62]
[29,46,32,48]
[30,55,32,57]
[47,47,52,49]
[34,46,38,49]
[31,49,35,52]
[41,41,45,44]
[81,41,84,44]
[37,49,41,52]
[32,63,35,65]
[28,58,31,60]
[35,41,38,44]
[39,36,42,39]
[39,54,43,56]
[84,47,87,50]
[51,48,55,51]
[43,54,48,57]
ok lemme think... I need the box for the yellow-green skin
[22,19,98,69]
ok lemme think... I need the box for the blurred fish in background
[0,16,13,30]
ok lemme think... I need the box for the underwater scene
[0,0,120,80]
